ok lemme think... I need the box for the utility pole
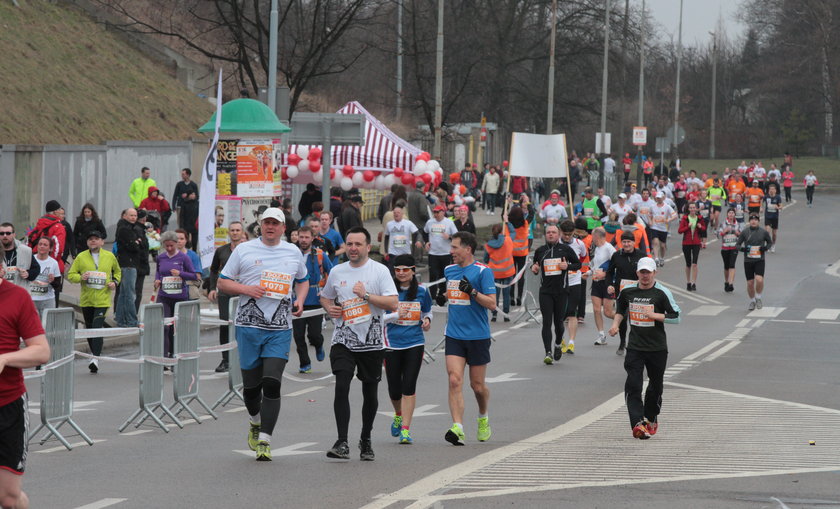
[396,0,403,121]
[598,0,611,187]
[672,0,683,159]
[709,30,717,159]
[618,0,629,158]
[433,0,444,159]
[637,0,646,184]
[267,0,278,113]
[546,0,557,134]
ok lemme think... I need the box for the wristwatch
[470,289,478,298]
[363,292,370,301]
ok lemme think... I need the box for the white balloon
[374,175,385,190]
[286,165,299,179]
[296,146,309,159]
[383,174,396,188]
[454,196,463,205]
[414,160,428,174]
[298,160,310,173]
[453,183,461,195]
[312,169,323,184]
[428,159,440,172]
[352,171,365,188]
[340,176,353,191]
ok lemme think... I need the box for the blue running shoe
[391,415,403,437]
[316,346,325,362]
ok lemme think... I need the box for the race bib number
[392,235,407,248]
[260,270,292,299]
[677,190,686,198]
[396,301,421,326]
[639,207,650,216]
[161,276,183,295]
[700,208,709,218]
[629,302,655,327]
[85,271,107,290]
[3,267,17,281]
[447,280,470,306]
[583,207,594,217]
[30,279,49,295]
[722,234,737,248]
[430,225,445,235]
[750,194,760,203]
[543,258,562,276]
[748,246,762,259]
[654,215,666,224]
[341,296,372,325]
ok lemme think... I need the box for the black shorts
[591,280,613,300]
[649,229,668,244]
[329,344,384,383]
[445,337,491,366]
[682,245,700,266]
[565,284,582,317]
[721,249,738,270]
[711,204,722,213]
[744,260,765,280]
[0,396,28,475]
[765,217,778,230]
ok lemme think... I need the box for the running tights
[539,292,568,353]
[682,245,700,266]
[806,186,815,204]
[242,357,287,435]
[384,346,425,401]
[334,371,378,441]
[513,256,527,303]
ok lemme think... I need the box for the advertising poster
[241,197,273,240]
[216,139,238,196]
[236,139,274,197]
[214,196,242,248]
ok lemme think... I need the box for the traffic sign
[655,137,668,152]
[666,125,686,146]
[632,126,647,146]
[595,132,611,154]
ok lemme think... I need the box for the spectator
[377,184,400,223]
[172,168,199,225]
[298,183,320,220]
[73,203,107,255]
[178,191,199,250]
[339,195,364,240]
[0,222,40,289]
[129,167,157,208]
[139,187,172,231]
[114,208,147,327]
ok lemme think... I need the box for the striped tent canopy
[285,101,420,172]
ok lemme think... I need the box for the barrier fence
[170,300,218,422]
[212,297,244,410]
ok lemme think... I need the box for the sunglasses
[0,232,14,236]
[394,266,415,273]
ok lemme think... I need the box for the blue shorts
[235,326,293,370]
[445,336,491,366]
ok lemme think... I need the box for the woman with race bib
[153,231,198,361]
[716,208,742,293]
[29,237,61,318]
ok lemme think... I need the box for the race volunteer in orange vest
[483,219,517,323]
[508,205,530,307]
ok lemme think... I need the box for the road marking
[73,499,127,509]
[225,406,248,413]
[285,386,324,397]
[687,305,728,316]
[28,400,103,414]
[770,319,805,323]
[826,259,840,278]
[511,321,529,329]
[736,319,752,328]
[485,372,530,383]
[282,372,334,383]
[753,319,766,328]
[704,340,741,361]
[806,308,840,321]
[35,439,106,453]
[120,430,153,436]
[656,281,722,305]
[770,497,791,509]
[234,442,320,458]
[748,306,785,318]
[682,340,723,361]
[378,404,445,418]
[819,321,840,325]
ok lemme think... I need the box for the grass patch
[678,157,840,184]
[0,2,212,144]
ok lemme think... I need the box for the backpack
[27,218,59,248]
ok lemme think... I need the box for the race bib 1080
[341,296,372,325]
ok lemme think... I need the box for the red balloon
[393,167,404,178]
[288,153,301,166]
[417,152,431,162]
[342,164,355,177]
[309,160,321,173]
[330,168,336,180]
[449,172,460,184]
[308,147,322,161]
[401,173,415,186]
[502,160,509,167]
[421,173,432,185]
[363,170,375,182]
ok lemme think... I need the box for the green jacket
[129,177,157,208]
[67,249,122,308]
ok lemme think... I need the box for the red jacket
[678,215,706,245]
[139,186,171,215]
[32,214,67,272]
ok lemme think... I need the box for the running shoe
[299,364,312,374]
[544,353,553,365]
[616,347,625,356]
[477,417,491,442]
[566,343,575,355]
[491,316,497,323]
[644,418,659,436]
[326,439,350,459]
[399,428,413,445]
[748,300,756,311]
[770,245,776,253]
[248,422,260,451]
[444,424,465,446]
[214,360,229,373]
[687,282,692,291]
[391,415,403,437]
[359,439,375,461]
[504,317,510,323]
[632,421,651,440]
[255,440,272,461]
[89,359,99,374]
[315,347,325,362]
[755,298,763,309]
[560,340,569,354]
[577,317,584,325]
[691,283,697,292]
[594,333,607,345]
[553,343,563,361]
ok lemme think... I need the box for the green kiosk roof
[198,98,291,134]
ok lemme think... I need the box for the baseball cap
[618,192,627,199]
[655,191,665,199]
[637,257,657,272]
[350,195,365,204]
[749,213,760,220]
[433,204,446,212]
[260,207,286,223]
[87,230,104,239]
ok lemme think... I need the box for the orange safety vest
[512,221,529,257]
[579,234,592,273]
[485,228,515,279]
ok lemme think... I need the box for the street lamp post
[672,0,683,160]
[599,0,611,187]
[709,30,717,159]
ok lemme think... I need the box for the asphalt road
[24,191,840,509]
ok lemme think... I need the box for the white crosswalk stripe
[805,308,840,321]
[747,306,785,318]
[687,305,728,316]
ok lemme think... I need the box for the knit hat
[45,200,61,213]
[621,231,636,241]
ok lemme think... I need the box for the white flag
[198,70,223,268]
[508,132,569,178]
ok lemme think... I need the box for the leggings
[806,185,815,204]
[242,357,287,436]
[158,295,185,358]
[334,371,379,441]
[784,186,792,202]
[384,346,425,401]
[513,256,527,303]
[682,245,700,266]
[624,348,667,427]
[539,292,568,352]
[81,307,108,357]
[721,249,738,270]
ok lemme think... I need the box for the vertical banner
[198,69,223,268]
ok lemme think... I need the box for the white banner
[198,70,223,268]
[508,132,568,178]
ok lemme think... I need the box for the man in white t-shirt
[383,204,422,271]
[609,193,633,223]
[588,227,617,345]
[597,187,613,210]
[539,190,568,225]
[423,205,459,305]
[603,154,616,175]
[648,192,677,266]
[218,208,309,462]
[634,188,655,227]
[320,227,398,461]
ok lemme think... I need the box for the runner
[717,208,742,293]
[538,190,568,226]
[735,214,773,310]
[292,226,333,374]
[745,180,764,217]
[0,243,50,509]
[781,166,795,203]
[608,256,680,439]
[589,227,617,346]
[609,193,633,223]
[559,220,588,355]
[28,238,61,318]
[677,203,706,291]
[153,231,199,363]
[442,231,496,446]
[218,208,309,462]
[649,192,677,267]
[383,204,423,274]
[695,189,712,248]
[530,225,580,364]
[320,227,398,461]
[763,185,783,253]
[706,179,727,228]
[606,231,647,356]
[423,205,458,306]
[804,170,819,207]
[383,254,432,445]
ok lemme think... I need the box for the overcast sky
[644,0,745,46]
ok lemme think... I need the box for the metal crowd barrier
[212,296,244,410]
[119,304,183,433]
[169,300,218,422]
[513,255,541,325]
[30,308,94,450]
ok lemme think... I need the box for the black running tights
[539,292,568,353]
[334,370,379,441]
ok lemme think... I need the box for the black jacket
[115,218,148,272]
[607,248,646,290]
[73,217,107,255]
[532,242,581,293]
[206,242,233,292]
[172,180,199,210]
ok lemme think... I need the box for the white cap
[637,257,657,272]
[260,207,286,223]
[655,191,665,199]
[618,193,627,199]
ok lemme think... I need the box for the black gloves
[458,276,475,296]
